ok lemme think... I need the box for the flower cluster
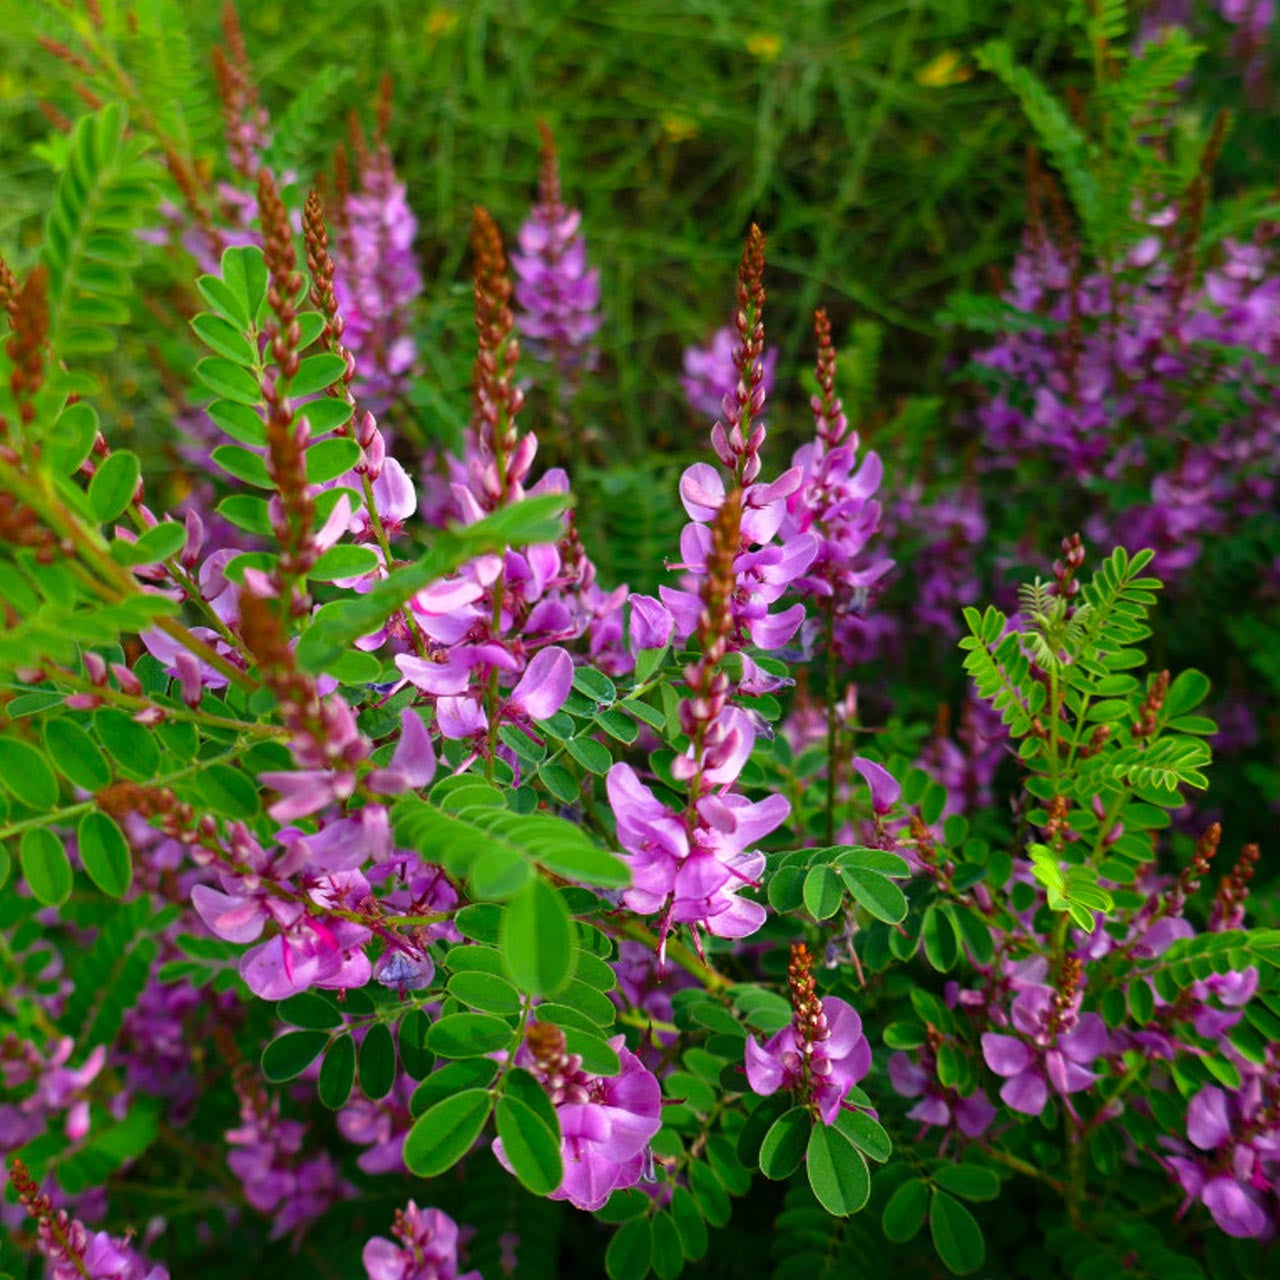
[363,1203,481,1280]
[745,942,872,1123]
[494,1022,662,1211]
[512,122,603,386]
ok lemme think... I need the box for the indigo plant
[0,4,1276,1280]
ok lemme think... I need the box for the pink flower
[495,1033,662,1212]
[745,995,872,1125]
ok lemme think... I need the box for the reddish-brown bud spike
[376,74,394,148]
[536,119,563,212]
[7,264,50,426]
[0,253,18,324]
[347,110,370,178]
[37,101,73,133]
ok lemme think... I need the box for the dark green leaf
[93,709,159,781]
[277,992,343,1030]
[496,1096,563,1195]
[501,876,574,996]
[410,1060,498,1115]
[404,1089,493,1176]
[503,1067,561,1137]
[261,1030,329,1082]
[318,1033,356,1108]
[426,1012,514,1058]
[650,1212,683,1280]
[835,1109,891,1163]
[359,1022,397,1100]
[398,1009,435,1080]
[806,1124,870,1216]
[933,1164,1000,1202]
[759,1107,812,1180]
[0,737,60,809]
[669,1187,708,1260]
[804,865,845,920]
[922,905,960,972]
[447,970,522,1015]
[605,1215,652,1280]
[882,1178,929,1243]
[841,867,908,924]
[929,1191,985,1275]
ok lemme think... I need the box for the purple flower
[888,1050,996,1138]
[363,1203,480,1280]
[981,981,1110,1116]
[495,1027,662,1211]
[745,994,871,1125]
[512,123,603,383]
[852,757,900,816]
[334,136,422,414]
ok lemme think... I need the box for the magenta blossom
[745,995,872,1125]
[495,1030,662,1212]
[981,981,1110,1116]
[363,1203,480,1280]
[681,325,778,421]
[888,1050,996,1138]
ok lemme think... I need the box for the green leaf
[841,867,908,924]
[933,1164,1000,1202]
[922,905,960,972]
[261,1030,329,1082]
[882,1178,929,1243]
[929,1191,986,1275]
[737,1093,791,1169]
[93,709,160,781]
[212,444,273,489]
[196,356,261,406]
[426,1012,514,1058]
[806,1124,870,1216]
[759,1107,812,1180]
[304,438,360,485]
[310,544,379,582]
[318,1033,356,1108]
[0,737,60,809]
[191,313,257,364]
[650,1212,683,1280]
[301,397,354,434]
[289,354,348,398]
[669,1187,708,1260]
[277,992,343,1030]
[565,735,613,774]
[495,1096,563,1195]
[48,402,100,475]
[503,1067,561,1137]
[358,1022,397,1100]
[220,245,268,324]
[835,1109,891,1163]
[501,876,574,996]
[132,521,187,565]
[410,1060,498,1115]
[605,1215,653,1280]
[447,970,522,1016]
[804,865,845,920]
[42,719,110,791]
[208,400,267,446]
[19,828,72,906]
[403,1089,492,1177]
[398,1009,434,1080]
[88,451,140,523]
[217,494,272,534]
[193,763,260,819]
[77,810,132,897]
[197,274,249,329]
